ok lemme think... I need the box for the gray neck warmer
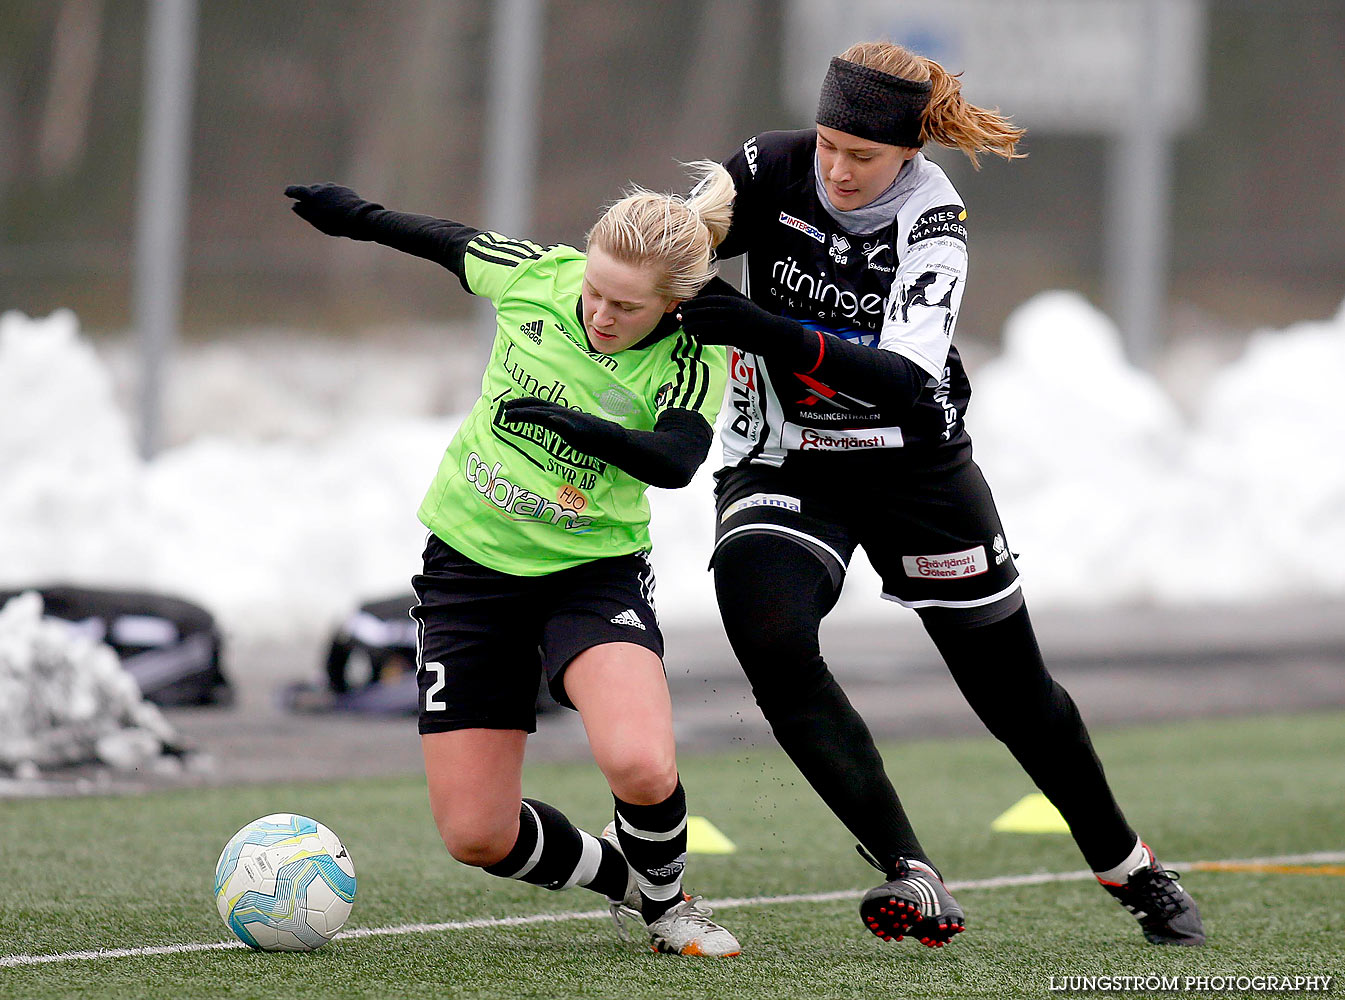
[814,150,922,233]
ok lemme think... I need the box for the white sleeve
[877,213,968,380]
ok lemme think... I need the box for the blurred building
[0,0,1342,350]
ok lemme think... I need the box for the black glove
[677,294,818,368]
[501,397,713,488]
[283,183,383,239]
[499,397,612,451]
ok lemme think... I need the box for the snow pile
[1184,302,1345,599]
[971,291,1345,607]
[134,419,454,641]
[0,309,149,584]
[0,591,182,775]
[0,307,455,642]
[1,294,1344,648]
[970,291,1195,605]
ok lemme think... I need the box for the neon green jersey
[418,232,726,576]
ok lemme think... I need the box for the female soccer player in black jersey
[678,41,1204,949]
[285,166,742,957]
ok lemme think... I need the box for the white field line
[4,849,1343,969]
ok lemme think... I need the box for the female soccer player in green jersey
[285,164,741,957]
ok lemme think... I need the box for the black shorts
[411,533,663,735]
[712,462,1023,626]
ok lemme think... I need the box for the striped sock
[483,798,626,898]
[613,782,688,922]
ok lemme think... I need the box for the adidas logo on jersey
[519,319,543,344]
[610,609,646,630]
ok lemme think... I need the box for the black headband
[815,56,931,148]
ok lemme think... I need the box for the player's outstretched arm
[499,399,712,489]
[284,182,480,278]
[678,293,926,411]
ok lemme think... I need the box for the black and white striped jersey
[716,129,974,472]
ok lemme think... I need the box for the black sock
[715,533,928,872]
[925,605,1137,871]
[483,798,627,898]
[590,838,635,903]
[613,782,688,922]
[764,674,929,871]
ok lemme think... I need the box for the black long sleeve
[781,324,929,411]
[592,408,714,488]
[499,401,713,489]
[285,184,482,290]
[681,284,929,411]
[355,208,481,292]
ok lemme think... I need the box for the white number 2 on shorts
[422,660,447,711]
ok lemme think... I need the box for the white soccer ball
[214,812,357,951]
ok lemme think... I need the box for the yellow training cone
[991,793,1071,834]
[686,815,737,854]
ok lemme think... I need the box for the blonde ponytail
[684,160,735,252]
[586,160,735,300]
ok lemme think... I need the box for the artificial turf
[2,711,1342,999]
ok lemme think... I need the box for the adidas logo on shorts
[610,608,646,630]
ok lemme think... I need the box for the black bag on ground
[293,592,559,716]
[0,584,232,706]
[314,593,422,713]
